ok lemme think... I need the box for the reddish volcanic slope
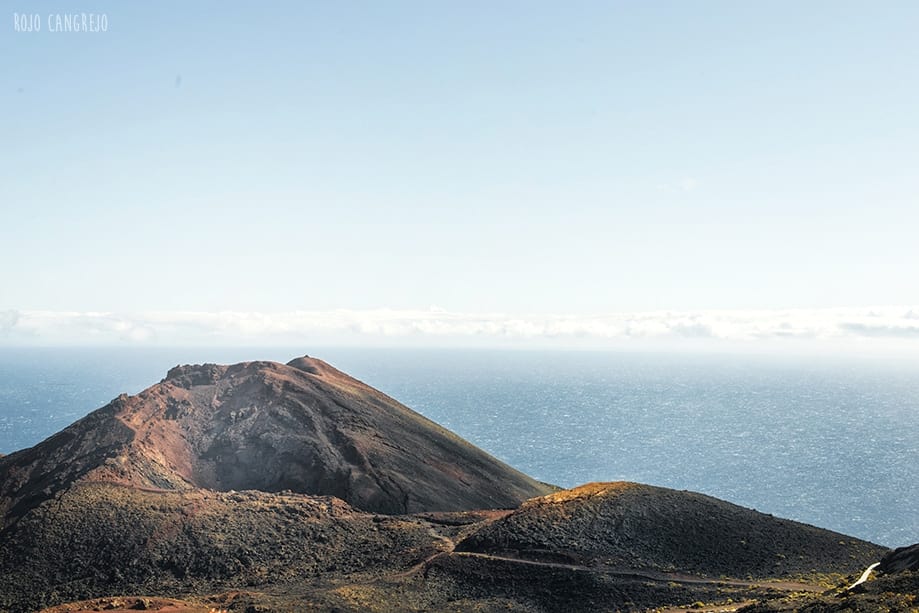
[0,356,554,519]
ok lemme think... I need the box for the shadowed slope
[0,356,553,518]
[879,542,919,573]
[457,482,886,578]
[0,483,436,613]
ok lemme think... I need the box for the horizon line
[1,307,918,354]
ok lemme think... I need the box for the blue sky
[2,2,918,347]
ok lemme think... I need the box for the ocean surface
[0,347,916,547]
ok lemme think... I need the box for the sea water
[0,347,916,547]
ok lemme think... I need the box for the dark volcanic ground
[1,480,892,613]
[0,357,911,613]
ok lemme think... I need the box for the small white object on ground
[846,561,880,590]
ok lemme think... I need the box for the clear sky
[2,2,918,347]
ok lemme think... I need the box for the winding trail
[447,551,824,592]
[392,527,457,579]
[395,525,823,595]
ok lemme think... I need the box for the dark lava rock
[879,542,919,574]
[457,482,886,578]
[0,484,434,613]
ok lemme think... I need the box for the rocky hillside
[0,356,553,519]
[879,542,919,573]
[0,482,437,613]
[0,356,905,613]
[3,480,890,613]
[739,543,919,612]
[456,482,885,578]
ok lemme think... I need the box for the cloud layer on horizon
[2,307,919,351]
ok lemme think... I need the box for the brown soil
[38,596,214,612]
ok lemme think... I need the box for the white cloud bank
[1,307,919,353]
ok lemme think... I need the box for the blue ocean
[0,347,916,548]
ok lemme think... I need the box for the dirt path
[443,551,824,593]
[654,602,757,613]
[392,526,458,579]
[38,597,222,613]
[427,526,456,552]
